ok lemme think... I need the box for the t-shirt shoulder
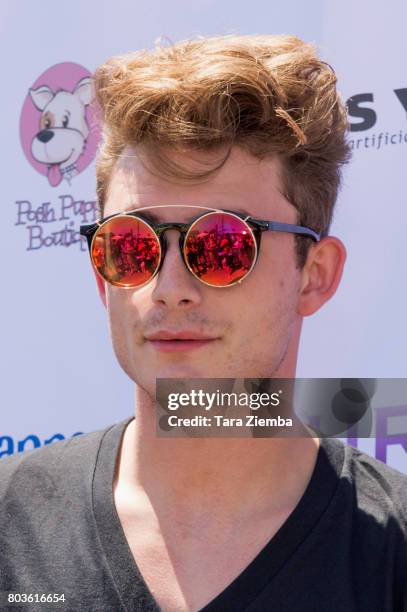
[0,421,119,504]
[341,441,407,530]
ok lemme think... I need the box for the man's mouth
[145,330,219,352]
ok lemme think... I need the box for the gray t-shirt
[0,417,406,611]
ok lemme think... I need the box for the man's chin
[133,364,221,396]
[149,363,213,381]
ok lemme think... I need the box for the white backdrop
[1,0,406,471]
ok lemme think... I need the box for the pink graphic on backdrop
[20,62,101,187]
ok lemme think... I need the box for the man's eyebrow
[233,208,252,217]
[129,209,161,223]
[121,206,253,223]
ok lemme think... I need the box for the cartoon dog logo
[20,62,100,187]
[29,77,92,186]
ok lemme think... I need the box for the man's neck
[114,386,320,522]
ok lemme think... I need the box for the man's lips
[145,330,219,352]
[145,330,217,340]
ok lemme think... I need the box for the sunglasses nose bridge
[153,224,187,271]
[155,223,188,254]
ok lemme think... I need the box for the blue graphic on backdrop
[0,431,84,458]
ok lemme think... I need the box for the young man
[1,35,406,612]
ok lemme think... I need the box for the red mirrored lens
[185,213,256,286]
[91,216,160,287]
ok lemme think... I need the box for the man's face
[100,145,304,397]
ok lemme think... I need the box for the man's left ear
[297,236,346,317]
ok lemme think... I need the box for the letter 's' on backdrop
[1,0,406,470]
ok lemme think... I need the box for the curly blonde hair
[93,34,351,266]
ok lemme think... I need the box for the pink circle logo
[20,62,101,187]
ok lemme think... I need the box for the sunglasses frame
[80,205,321,289]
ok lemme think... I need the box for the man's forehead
[112,144,283,186]
[104,144,293,220]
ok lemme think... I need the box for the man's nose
[150,230,202,308]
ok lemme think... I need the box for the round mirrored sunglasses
[80,206,321,288]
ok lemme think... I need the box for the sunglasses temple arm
[266,221,321,242]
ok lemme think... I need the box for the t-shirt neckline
[92,417,345,612]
